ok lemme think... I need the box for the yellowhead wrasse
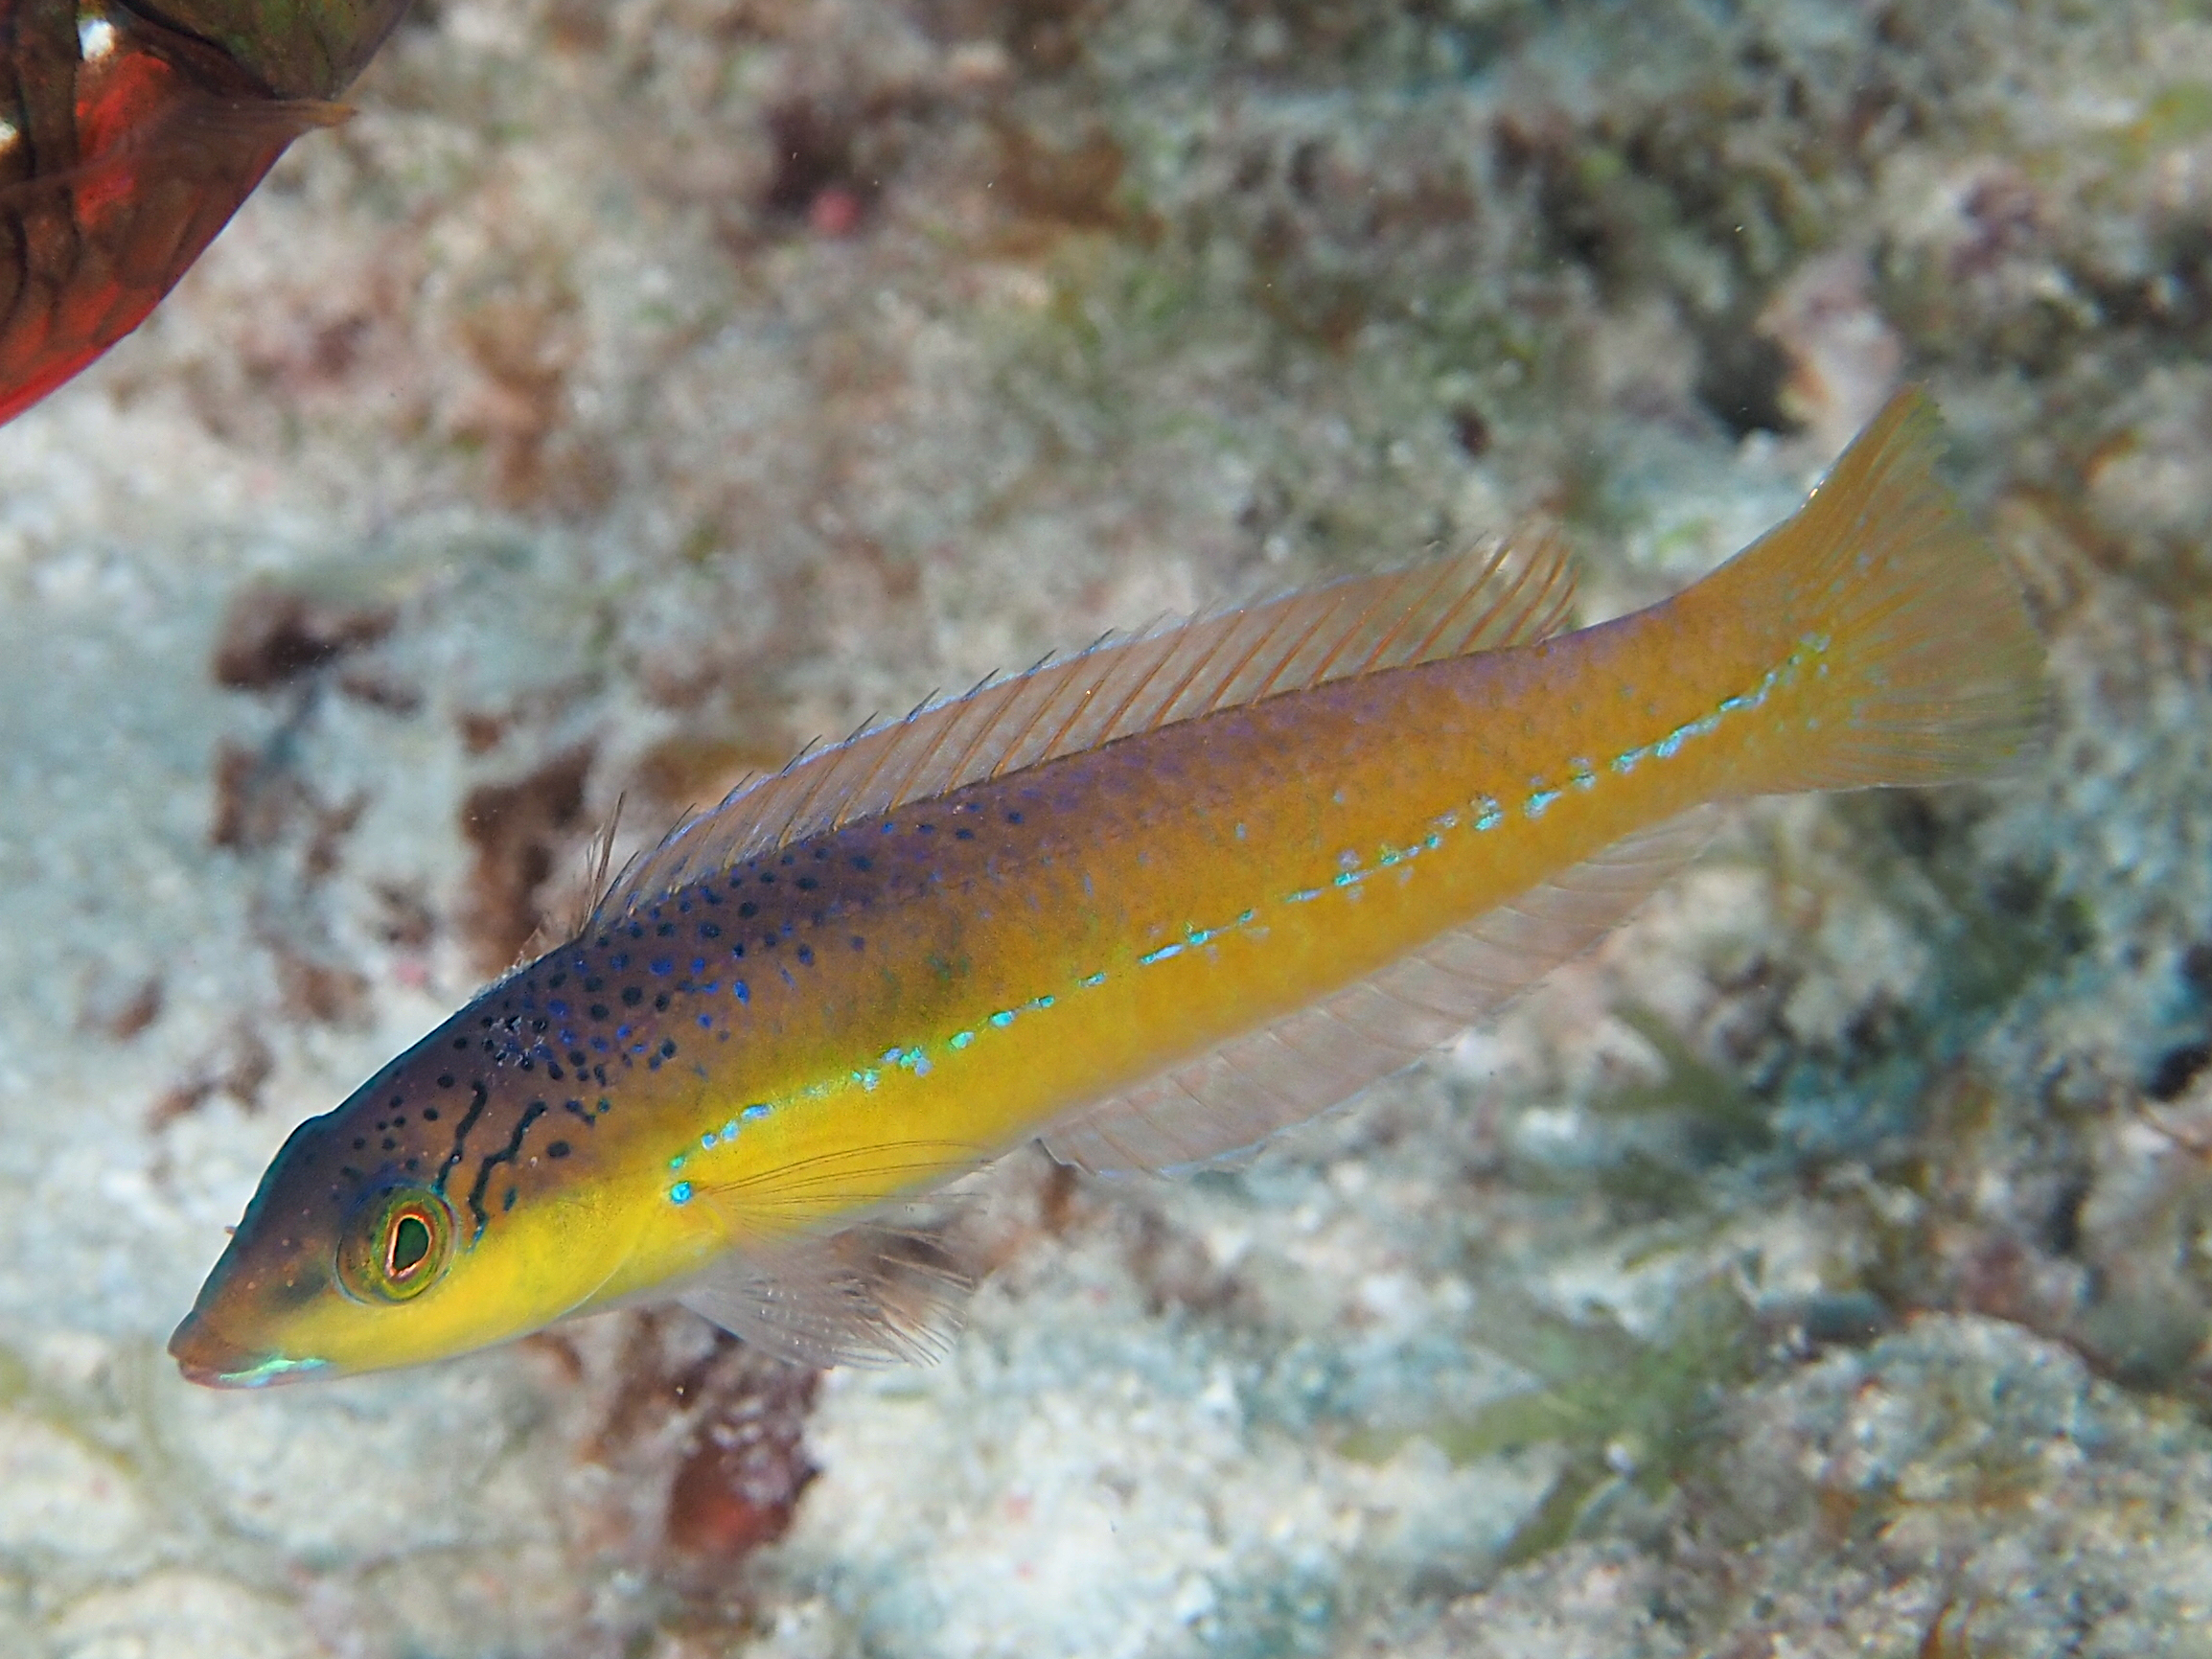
[171,388,2046,1387]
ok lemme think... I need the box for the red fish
[0,0,390,425]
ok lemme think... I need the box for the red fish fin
[595,535,1576,922]
[0,96,350,427]
[1698,386,2047,794]
[1040,808,1717,1177]
[676,1222,972,1368]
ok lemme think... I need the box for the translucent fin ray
[594,536,1575,922]
[1698,385,2048,793]
[1039,808,1717,1177]
[677,1223,973,1368]
[692,1139,991,1220]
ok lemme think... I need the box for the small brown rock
[212,584,397,691]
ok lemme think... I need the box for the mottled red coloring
[0,8,344,426]
[663,1363,820,1558]
[809,186,862,238]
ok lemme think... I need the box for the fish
[0,0,405,426]
[170,387,2047,1387]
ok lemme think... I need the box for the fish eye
[387,1211,433,1280]
[336,1185,454,1303]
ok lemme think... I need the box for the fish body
[0,0,391,426]
[172,390,2047,1387]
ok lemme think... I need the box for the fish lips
[169,1215,342,1388]
[167,1305,330,1388]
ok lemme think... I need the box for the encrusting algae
[170,387,2046,1388]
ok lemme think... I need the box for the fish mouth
[167,1309,329,1389]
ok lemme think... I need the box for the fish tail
[1696,386,2048,795]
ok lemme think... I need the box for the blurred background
[0,0,2208,1653]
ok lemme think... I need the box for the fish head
[171,1039,650,1387]
[169,1113,442,1387]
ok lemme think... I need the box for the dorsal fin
[594,535,1576,922]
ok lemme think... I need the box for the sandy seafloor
[7,0,2212,1653]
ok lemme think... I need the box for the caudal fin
[1708,386,2047,794]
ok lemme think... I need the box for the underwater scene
[1,0,2209,1653]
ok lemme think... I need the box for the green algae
[1344,1277,1760,1568]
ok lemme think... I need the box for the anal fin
[1041,808,1718,1177]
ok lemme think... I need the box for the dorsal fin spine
[1153,619,1247,728]
[1027,673,1101,771]
[1451,541,1536,658]
[1245,601,1339,704]
[1361,559,1464,675]
[830,718,910,832]
[774,743,841,846]
[1089,631,1189,750]
[986,673,1061,783]
[1417,541,1516,660]
[940,678,1027,795]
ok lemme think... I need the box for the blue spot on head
[989,1010,1015,1028]
[651,958,673,976]
[670,1181,694,1205]
[732,980,749,1003]
[743,1103,772,1121]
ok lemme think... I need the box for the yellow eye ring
[336,1186,455,1303]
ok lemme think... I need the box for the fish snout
[168,1308,326,1389]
